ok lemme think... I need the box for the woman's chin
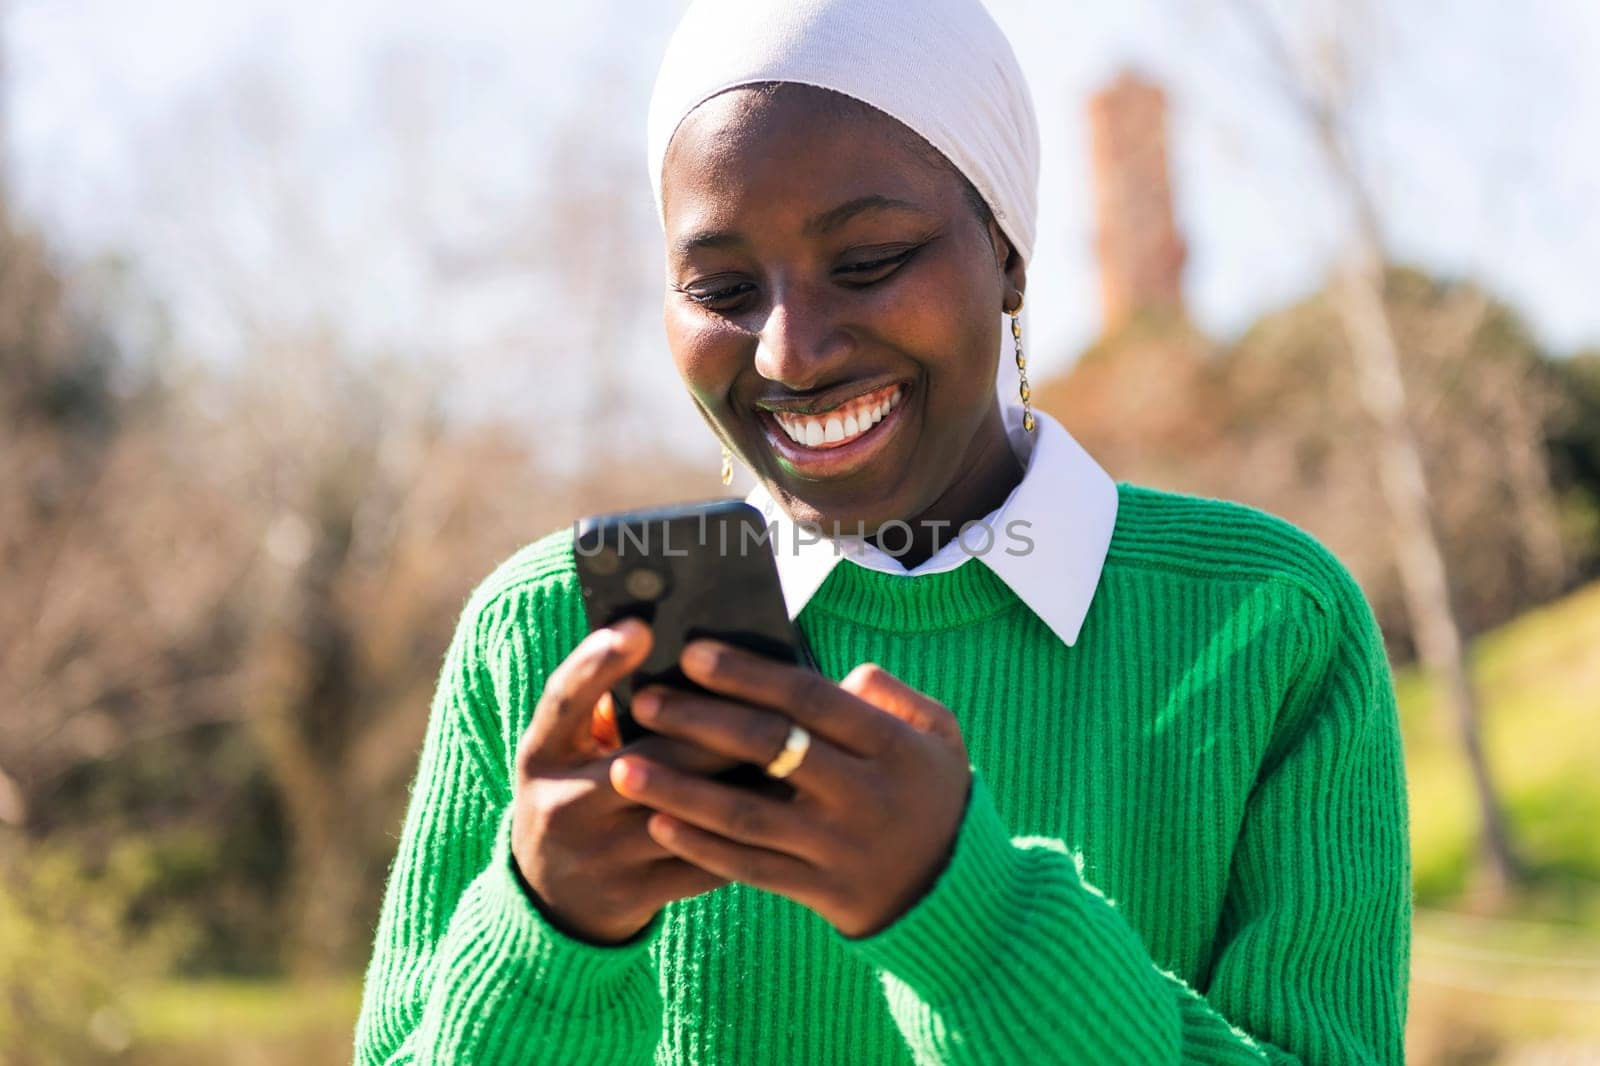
[758,485,919,543]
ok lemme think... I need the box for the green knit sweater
[354,483,1411,1065]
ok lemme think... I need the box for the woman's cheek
[667,313,747,406]
[892,257,993,357]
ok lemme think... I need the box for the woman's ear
[1004,254,1027,312]
[985,216,1027,309]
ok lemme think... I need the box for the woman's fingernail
[611,759,646,791]
[683,641,716,673]
[634,690,659,722]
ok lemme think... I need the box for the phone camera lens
[624,568,666,601]
[588,546,620,576]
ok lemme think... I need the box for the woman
[355,1,1411,1063]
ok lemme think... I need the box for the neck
[867,403,1023,569]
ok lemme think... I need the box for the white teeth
[771,385,903,448]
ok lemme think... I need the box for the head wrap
[646,0,1040,267]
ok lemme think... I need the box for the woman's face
[660,84,1025,535]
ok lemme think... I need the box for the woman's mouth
[769,383,904,448]
[756,382,909,480]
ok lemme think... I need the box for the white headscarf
[647,0,1039,265]
[646,0,1041,426]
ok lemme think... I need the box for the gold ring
[764,724,811,779]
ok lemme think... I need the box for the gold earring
[1009,294,1035,432]
[720,445,734,487]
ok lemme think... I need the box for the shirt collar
[744,402,1119,646]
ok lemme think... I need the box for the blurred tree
[0,216,694,973]
[1105,0,1534,902]
[1546,349,1600,579]
[0,212,218,1057]
[1226,0,1523,902]
[125,56,716,971]
[0,215,209,831]
[212,335,554,973]
[212,336,720,973]
[0,29,769,984]
[1042,268,1582,646]
[1219,269,1574,640]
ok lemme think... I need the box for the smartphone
[572,498,817,788]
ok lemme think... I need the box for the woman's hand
[609,640,973,939]
[509,619,747,946]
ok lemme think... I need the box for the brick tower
[1088,71,1187,336]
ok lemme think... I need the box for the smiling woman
[353,1,1411,1064]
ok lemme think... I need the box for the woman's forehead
[660,85,956,228]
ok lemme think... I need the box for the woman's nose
[752,282,855,391]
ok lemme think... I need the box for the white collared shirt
[744,402,1120,647]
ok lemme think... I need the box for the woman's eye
[684,281,755,311]
[678,248,917,311]
[836,248,917,284]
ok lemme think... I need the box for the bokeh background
[4,1,1599,1063]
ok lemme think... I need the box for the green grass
[128,976,363,1043]
[1397,578,1600,918]
[1397,578,1600,1063]
[122,977,362,1065]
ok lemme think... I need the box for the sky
[8,0,1599,443]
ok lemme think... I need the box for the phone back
[573,498,811,745]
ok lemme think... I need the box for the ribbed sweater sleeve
[353,565,668,1065]
[832,564,1411,1065]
